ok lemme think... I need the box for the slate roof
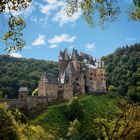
[61,62,75,83]
[46,73,58,83]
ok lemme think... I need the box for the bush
[67,119,81,140]
[0,103,19,140]
[128,86,140,103]
[108,85,117,93]
[65,97,84,121]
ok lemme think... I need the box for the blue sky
[0,0,140,61]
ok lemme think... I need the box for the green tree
[128,84,140,103]
[0,103,19,140]
[102,44,140,97]
[65,97,84,121]
[32,88,38,96]
[67,119,81,140]
[108,85,117,93]
[20,124,56,140]
[0,91,2,99]
[95,103,140,140]
[0,0,32,52]
[66,0,140,26]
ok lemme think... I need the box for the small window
[90,77,92,80]
[90,73,92,75]
[59,86,62,88]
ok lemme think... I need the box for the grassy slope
[30,94,123,137]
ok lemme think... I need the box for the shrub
[65,97,84,121]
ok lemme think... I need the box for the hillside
[30,94,122,138]
[102,43,140,96]
[0,55,58,98]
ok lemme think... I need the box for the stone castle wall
[0,96,48,110]
[0,99,26,109]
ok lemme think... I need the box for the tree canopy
[102,43,140,101]
[66,0,140,26]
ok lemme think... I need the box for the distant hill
[102,43,140,96]
[0,55,58,98]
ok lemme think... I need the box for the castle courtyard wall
[0,96,48,110]
[0,99,26,109]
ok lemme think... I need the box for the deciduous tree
[95,103,140,140]
[0,0,32,52]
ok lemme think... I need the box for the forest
[0,56,58,98]
[102,43,140,102]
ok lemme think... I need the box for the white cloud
[32,34,46,46]
[40,0,81,26]
[48,33,76,44]
[24,46,32,50]
[43,0,57,4]
[49,44,58,48]
[53,6,82,26]
[126,37,137,42]
[85,43,96,50]
[10,53,22,58]
[38,17,48,25]
[40,0,64,16]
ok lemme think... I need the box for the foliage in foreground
[1,95,140,140]
[0,103,57,140]
[66,0,140,26]
[95,103,140,140]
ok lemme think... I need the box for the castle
[38,48,106,102]
[0,48,106,110]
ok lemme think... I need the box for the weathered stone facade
[38,48,106,101]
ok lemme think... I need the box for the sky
[0,0,140,61]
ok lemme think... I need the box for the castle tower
[71,48,81,73]
[63,48,69,60]
[79,74,85,94]
[94,60,106,91]
[19,87,28,100]
[38,72,46,96]
[59,48,70,82]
